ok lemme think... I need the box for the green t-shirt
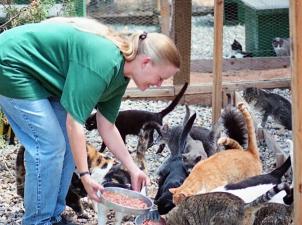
[0,23,129,124]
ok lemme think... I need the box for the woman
[0,17,180,225]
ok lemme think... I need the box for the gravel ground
[0,7,291,225]
[0,89,293,225]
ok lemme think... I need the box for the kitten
[85,82,188,152]
[16,144,115,218]
[272,37,291,56]
[242,87,292,130]
[166,182,293,225]
[154,113,196,215]
[230,39,253,58]
[169,102,262,205]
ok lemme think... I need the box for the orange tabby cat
[170,102,262,205]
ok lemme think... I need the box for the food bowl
[98,187,153,215]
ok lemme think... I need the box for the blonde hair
[43,17,180,68]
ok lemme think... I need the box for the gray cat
[166,182,293,225]
[272,37,291,56]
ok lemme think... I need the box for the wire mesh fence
[224,0,290,57]
[87,0,160,33]
[86,0,290,68]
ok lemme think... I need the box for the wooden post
[289,0,302,224]
[171,0,191,86]
[159,0,170,36]
[212,0,224,123]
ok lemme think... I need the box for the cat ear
[169,188,176,194]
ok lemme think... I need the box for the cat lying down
[169,102,262,205]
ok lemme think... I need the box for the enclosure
[0,0,301,224]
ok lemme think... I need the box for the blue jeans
[0,96,75,225]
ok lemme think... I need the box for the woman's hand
[96,112,150,191]
[80,175,104,202]
[129,167,150,192]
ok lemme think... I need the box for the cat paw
[237,102,246,111]
[217,137,229,146]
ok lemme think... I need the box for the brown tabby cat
[166,182,293,225]
[16,144,115,218]
[169,102,262,205]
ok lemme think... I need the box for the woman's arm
[66,113,103,201]
[96,110,149,191]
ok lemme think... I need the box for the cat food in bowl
[99,187,153,215]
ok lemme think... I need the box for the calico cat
[166,182,293,225]
[272,37,291,56]
[154,113,196,215]
[242,87,292,130]
[16,144,115,218]
[230,39,253,58]
[85,82,188,152]
[169,102,262,205]
[1,115,15,145]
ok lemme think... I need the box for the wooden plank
[124,78,290,101]
[172,0,191,85]
[159,0,170,36]
[212,0,224,124]
[190,57,291,73]
[290,0,302,223]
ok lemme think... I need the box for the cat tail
[245,182,291,208]
[158,82,188,118]
[179,113,197,153]
[270,155,291,179]
[16,145,25,197]
[220,104,247,148]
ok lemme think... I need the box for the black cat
[230,39,253,58]
[85,82,188,152]
[242,87,292,130]
[154,113,196,215]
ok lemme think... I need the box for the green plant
[0,0,77,31]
